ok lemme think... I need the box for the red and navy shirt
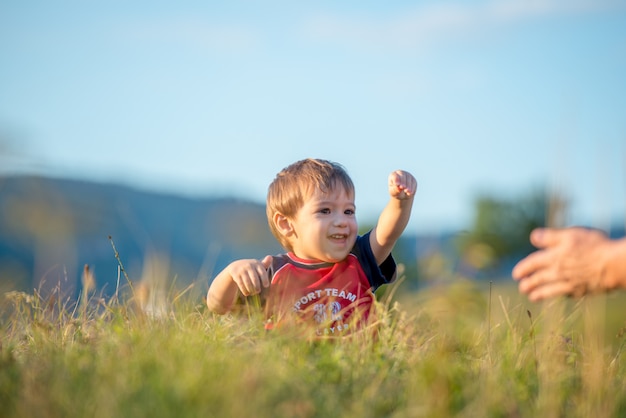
[264,231,396,337]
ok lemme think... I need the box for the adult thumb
[529,228,560,249]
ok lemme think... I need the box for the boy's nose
[333,215,348,226]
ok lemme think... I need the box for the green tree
[457,189,567,272]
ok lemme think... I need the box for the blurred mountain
[0,175,283,298]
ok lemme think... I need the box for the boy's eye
[319,208,331,214]
[344,209,355,216]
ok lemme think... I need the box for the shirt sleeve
[353,231,397,291]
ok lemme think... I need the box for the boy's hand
[388,170,417,200]
[227,255,273,296]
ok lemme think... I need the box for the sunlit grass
[2,276,626,417]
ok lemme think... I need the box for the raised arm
[369,170,417,265]
[206,256,272,314]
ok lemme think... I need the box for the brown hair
[266,158,355,251]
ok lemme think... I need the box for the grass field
[2,276,626,418]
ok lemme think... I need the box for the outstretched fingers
[512,249,552,281]
[525,280,577,302]
[512,227,568,281]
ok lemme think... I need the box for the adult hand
[512,227,615,301]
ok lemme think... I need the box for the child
[207,158,416,337]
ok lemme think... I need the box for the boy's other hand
[228,255,273,296]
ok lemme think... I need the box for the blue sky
[1,0,625,234]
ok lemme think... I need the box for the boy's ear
[273,212,295,238]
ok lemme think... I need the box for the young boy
[207,158,417,337]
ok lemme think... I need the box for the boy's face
[287,185,357,263]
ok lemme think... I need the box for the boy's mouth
[330,234,348,240]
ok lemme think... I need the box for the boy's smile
[286,186,357,263]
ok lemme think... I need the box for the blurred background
[1,1,625,302]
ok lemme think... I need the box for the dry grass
[2,276,626,418]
